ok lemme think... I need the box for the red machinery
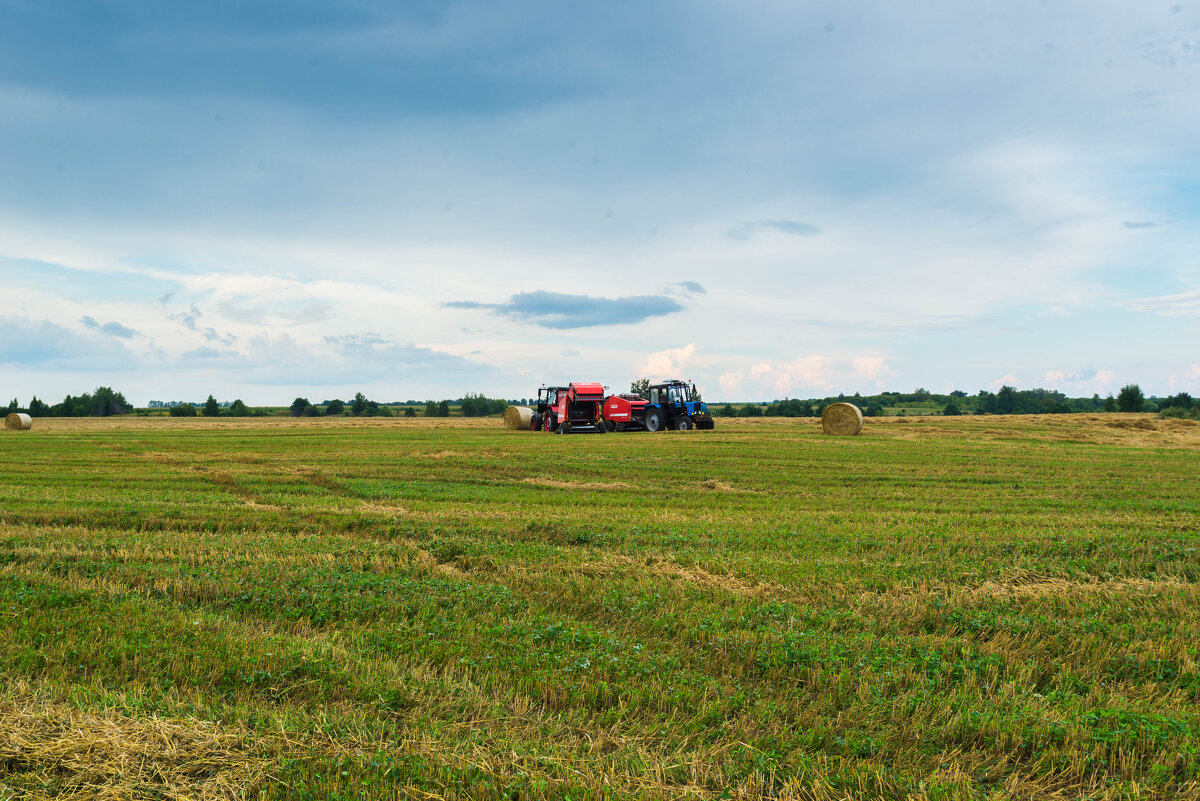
[532,382,607,434]
[601,394,649,431]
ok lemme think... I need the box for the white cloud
[639,343,696,379]
[1122,290,1200,317]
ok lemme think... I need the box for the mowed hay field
[1,415,1199,801]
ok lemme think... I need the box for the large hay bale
[4,413,32,431]
[503,406,534,430]
[821,402,863,435]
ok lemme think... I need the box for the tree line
[4,387,131,418]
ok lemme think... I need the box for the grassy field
[1,414,1198,800]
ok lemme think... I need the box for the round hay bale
[503,406,534,430]
[5,412,33,431]
[821,402,863,436]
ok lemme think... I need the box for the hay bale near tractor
[5,413,33,431]
[503,406,534,430]
[821,403,863,435]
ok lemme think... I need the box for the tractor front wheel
[677,418,692,431]
[530,413,542,431]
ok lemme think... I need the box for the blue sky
[1,1,1198,404]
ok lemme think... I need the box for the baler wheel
[595,421,606,434]
[559,422,571,435]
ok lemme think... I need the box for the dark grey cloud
[726,219,822,241]
[446,290,684,329]
[1123,221,1157,229]
[80,315,140,338]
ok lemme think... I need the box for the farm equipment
[602,379,714,432]
[531,382,607,434]
[529,379,714,433]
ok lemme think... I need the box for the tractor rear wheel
[644,409,662,432]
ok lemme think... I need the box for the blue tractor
[640,379,714,431]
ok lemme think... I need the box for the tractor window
[649,388,661,405]
[668,385,682,404]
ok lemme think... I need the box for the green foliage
[403,407,416,417]
[47,387,132,417]
[325,399,345,416]
[630,378,650,398]
[424,400,438,417]
[943,400,961,416]
[763,399,814,417]
[203,395,221,417]
[1104,394,1118,412]
[351,392,368,416]
[460,394,508,417]
[719,404,737,417]
[740,404,763,417]
[168,404,197,417]
[228,399,250,417]
[1162,393,1194,412]
[290,397,310,417]
[302,404,321,417]
[1118,384,1145,413]
[437,400,451,418]
[27,397,49,417]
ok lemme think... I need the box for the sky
[1,0,1198,405]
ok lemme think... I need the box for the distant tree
[950,390,967,398]
[1163,392,1194,411]
[302,403,321,417]
[424,400,438,417]
[290,397,310,417]
[630,378,650,398]
[4,398,18,414]
[864,402,884,417]
[1103,394,1117,412]
[1117,384,1145,413]
[326,399,345,416]
[228,399,249,417]
[912,388,931,401]
[169,403,197,417]
[943,400,962,416]
[351,392,368,416]
[203,395,220,416]
[740,404,763,417]
[437,400,451,417]
[28,396,49,417]
[365,400,380,416]
[996,385,1018,415]
[719,404,737,417]
[404,406,416,417]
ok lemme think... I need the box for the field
[2,414,1199,800]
